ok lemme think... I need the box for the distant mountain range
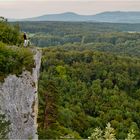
[9,11,140,23]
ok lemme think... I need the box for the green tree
[89,128,103,140]
[125,129,136,140]
[104,123,116,140]
[0,114,10,139]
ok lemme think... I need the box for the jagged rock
[0,48,42,139]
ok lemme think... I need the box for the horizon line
[7,10,140,19]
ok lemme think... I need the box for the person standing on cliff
[23,32,27,47]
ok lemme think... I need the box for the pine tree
[89,128,103,140]
[125,129,136,140]
[104,123,116,140]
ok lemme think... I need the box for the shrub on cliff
[0,113,10,139]
[0,44,34,81]
[0,19,21,45]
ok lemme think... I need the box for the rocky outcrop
[0,48,42,139]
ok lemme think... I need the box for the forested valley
[17,21,140,139]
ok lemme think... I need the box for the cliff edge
[0,48,42,139]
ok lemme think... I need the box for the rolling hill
[9,11,140,23]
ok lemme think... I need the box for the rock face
[0,49,42,139]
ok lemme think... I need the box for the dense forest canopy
[14,21,140,58]
[17,21,140,33]
[39,48,140,139]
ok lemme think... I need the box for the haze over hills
[9,11,140,23]
[94,11,140,23]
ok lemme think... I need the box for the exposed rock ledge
[0,48,42,139]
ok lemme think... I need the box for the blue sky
[0,0,140,19]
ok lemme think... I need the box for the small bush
[0,21,20,45]
[0,113,10,139]
[0,44,34,81]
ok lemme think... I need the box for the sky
[0,0,140,19]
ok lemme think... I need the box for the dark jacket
[24,34,27,40]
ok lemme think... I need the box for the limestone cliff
[0,48,42,139]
